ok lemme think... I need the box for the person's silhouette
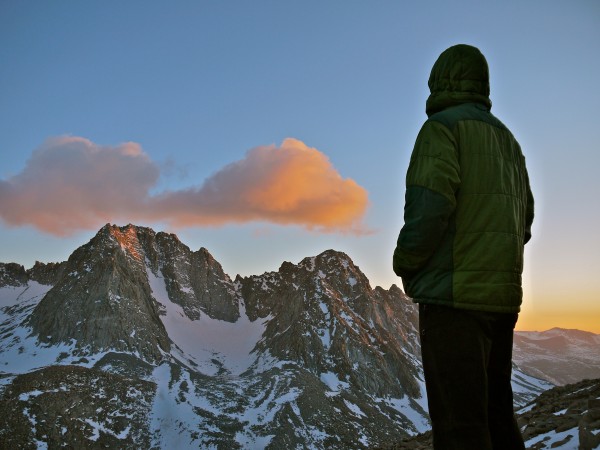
[394,44,533,449]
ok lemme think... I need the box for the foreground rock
[0,365,155,448]
[375,378,600,450]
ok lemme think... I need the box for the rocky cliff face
[0,263,29,287]
[25,224,241,363]
[26,224,172,361]
[0,224,555,449]
[241,250,422,399]
[0,365,155,449]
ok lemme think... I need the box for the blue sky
[1,0,599,332]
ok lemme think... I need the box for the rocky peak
[26,224,171,361]
[26,261,67,286]
[0,263,28,287]
[105,223,146,265]
[239,249,423,399]
[25,223,241,362]
[150,236,240,322]
[299,250,372,297]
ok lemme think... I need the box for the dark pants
[419,304,525,450]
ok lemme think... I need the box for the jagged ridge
[0,224,556,449]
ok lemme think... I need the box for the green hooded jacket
[393,44,534,313]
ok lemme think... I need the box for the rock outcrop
[519,378,600,449]
[0,365,155,448]
[377,378,600,450]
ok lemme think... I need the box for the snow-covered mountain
[513,328,600,386]
[0,224,551,449]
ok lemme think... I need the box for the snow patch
[146,266,269,376]
[383,395,430,434]
[344,399,366,417]
[0,282,51,309]
[525,427,579,449]
[320,371,349,395]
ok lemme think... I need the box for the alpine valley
[0,224,593,449]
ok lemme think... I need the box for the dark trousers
[419,304,525,450]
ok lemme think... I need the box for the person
[393,44,534,450]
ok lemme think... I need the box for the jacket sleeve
[524,170,534,244]
[393,120,460,278]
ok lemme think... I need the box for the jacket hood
[426,44,492,117]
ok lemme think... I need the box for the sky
[1,0,598,333]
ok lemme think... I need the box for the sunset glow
[516,310,600,335]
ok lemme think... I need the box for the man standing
[393,44,533,450]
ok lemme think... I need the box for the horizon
[1,2,599,334]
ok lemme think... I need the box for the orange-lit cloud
[0,136,370,236]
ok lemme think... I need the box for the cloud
[0,137,370,236]
[0,136,159,236]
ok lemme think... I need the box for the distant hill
[513,328,600,385]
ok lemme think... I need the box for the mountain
[0,224,551,449]
[513,328,600,385]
